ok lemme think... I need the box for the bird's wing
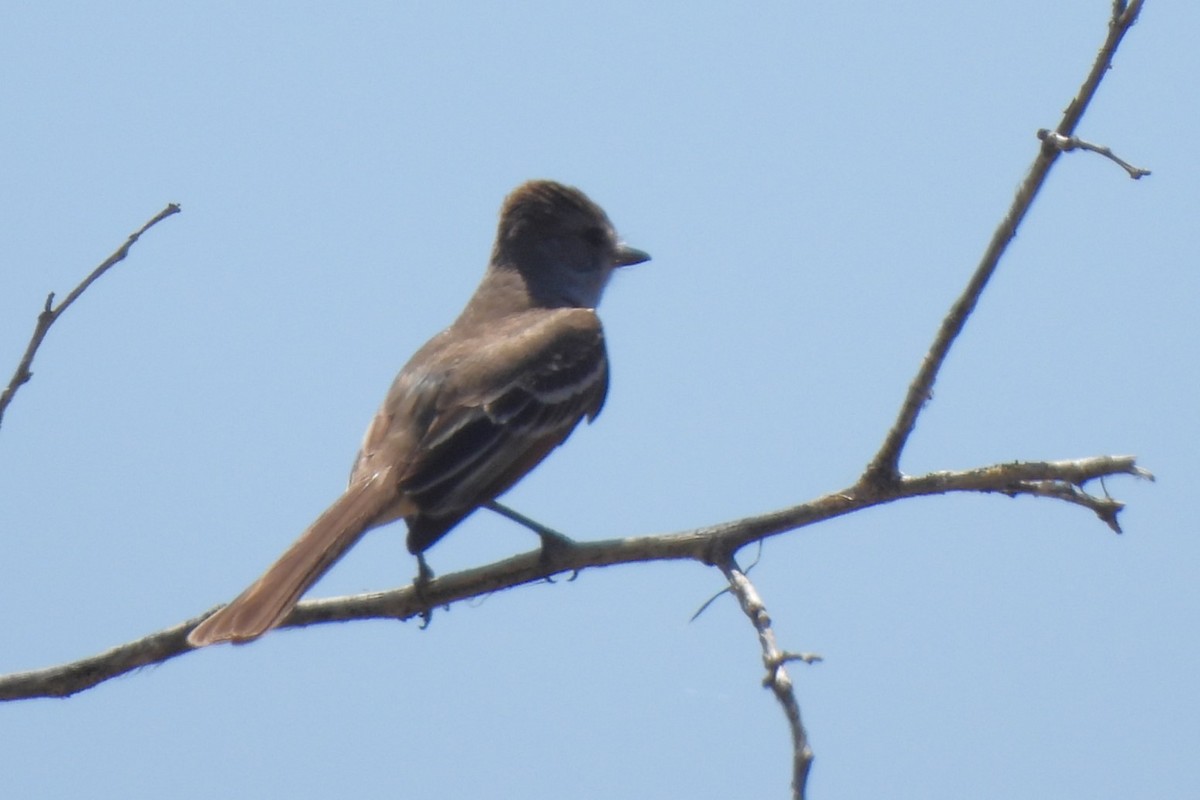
[374,307,609,552]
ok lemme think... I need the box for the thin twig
[1037,130,1151,179]
[0,203,181,431]
[864,0,1145,484]
[1006,479,1129,533]
[719,560,815,800]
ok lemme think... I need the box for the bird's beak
[614,244,651,267]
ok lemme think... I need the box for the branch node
[861,463,903,495]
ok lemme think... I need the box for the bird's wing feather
[393,308,608,551]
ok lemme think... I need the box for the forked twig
[865,0,1146,484]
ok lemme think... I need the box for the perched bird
[187,180,648,647]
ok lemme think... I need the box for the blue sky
[2,2,1196,797]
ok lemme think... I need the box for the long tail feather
[187,477,398,647]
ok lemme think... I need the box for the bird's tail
[187,477,398,647]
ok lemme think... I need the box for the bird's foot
[484,501,580,581]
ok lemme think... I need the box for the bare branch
[0,617,200,701]
[0,10,1156,800]
[719,560,815,800]
[0,203,181,431]
[864,0,1146,484]
[0,454,1148,701]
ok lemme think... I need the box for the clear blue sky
[2,2,1195,797]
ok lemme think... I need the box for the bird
[186,180,649,647]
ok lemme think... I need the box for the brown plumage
[187,181,648,646]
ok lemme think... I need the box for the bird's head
[492,180,649,309]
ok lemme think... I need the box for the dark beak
[614,243,651,267]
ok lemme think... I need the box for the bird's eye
[583,226,608,247]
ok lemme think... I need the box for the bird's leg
[484,501,578,572]
[414,553,435,628]
[415,552,435,586]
